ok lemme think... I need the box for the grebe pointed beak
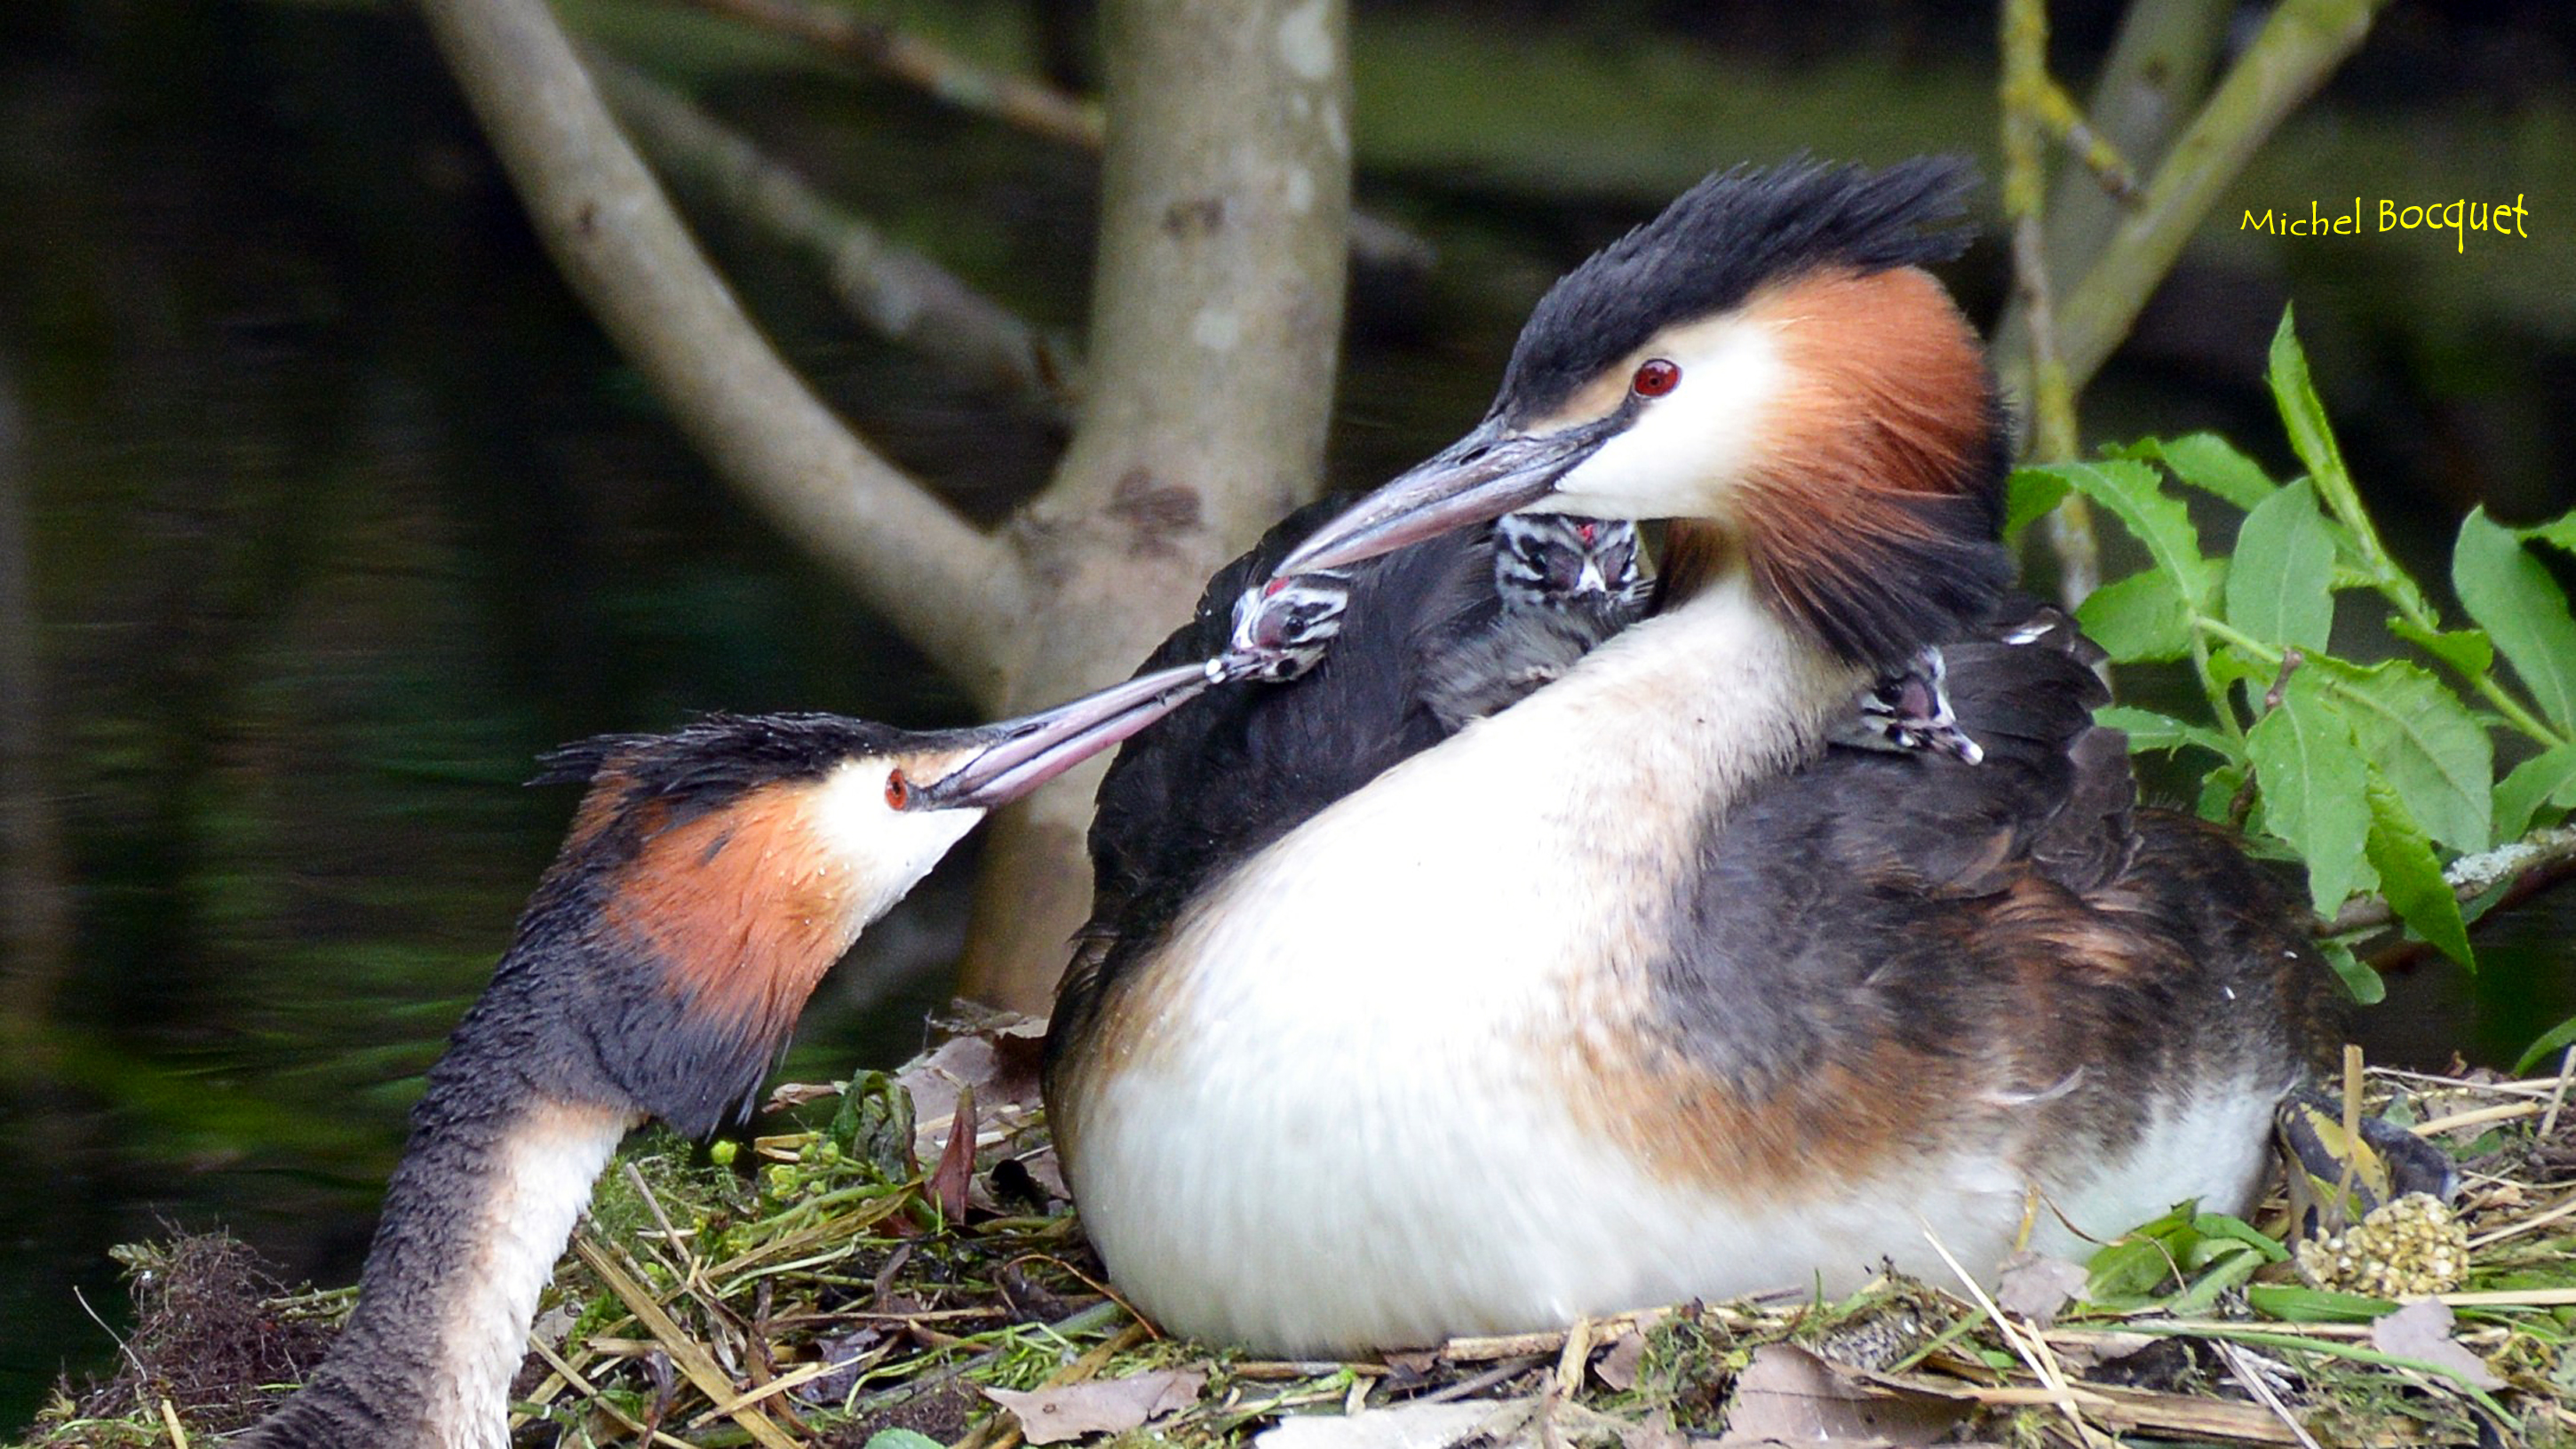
[1272,415,1623,577]
[906,662,1213,810]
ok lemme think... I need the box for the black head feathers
[534,713,958,830]
[1497,157,1979,426]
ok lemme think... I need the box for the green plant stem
[2469,675,2569,750]
[2187,630,2248,747]
[2121,1321,2510,1419]
[2193,614,2278,665]
[2199,610,2564,748]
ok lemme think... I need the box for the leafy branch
[2016,311,2576,1009]
[1995,0,2390,613]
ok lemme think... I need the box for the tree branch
[664,0,1433,275]
[416,0,1026,701]
[954,0,1356,1007]
[588,49,1077,415]
[676,0,1103,150]
[2043,0,2232,307]
[2000,0,2099,610]
[2324,826,2576,939]
[2047,0,2390,397]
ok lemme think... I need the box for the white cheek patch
[807,762,986,927]
[1546,318,1785,520]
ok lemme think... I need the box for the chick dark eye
[884,768,910,809]
[1631,358,1682,398]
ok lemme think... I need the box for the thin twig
[2540,1045,2576,1142]
[2025,76,2141,200]
[589,49,1077,413]
[674,0,1102,147]
[1417,1357,1548,1405]
[1919,1226,2117,1446]
[660,0,1434,274]
[2000,0,2102,616]
[2047,0,2393,397]
[525,1333,702,1449]
[2411,1100,2540,1136]
[573,1233,803,1449]
[623,1159,696,1276]
[2468,1188,2576,1249]
[2029,0,2232,326]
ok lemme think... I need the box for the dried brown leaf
[1712,1344,1969,1447]
[928,1086,978,1222]
[1993,1251,2088,1327]
[2367,1297,2504,1390]
[984,1367,1205,1444]
[1593,1328,1648,1391]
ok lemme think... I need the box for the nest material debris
[19,1044,2576,1449]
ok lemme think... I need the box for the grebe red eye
[1631,359,1681,398]
[885,768,910,809]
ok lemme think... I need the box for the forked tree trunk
[414,0,1352,1014]
[955,0,1354,1007]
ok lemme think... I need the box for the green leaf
[2246,1284,2397,1323]
[2085,1203,2203,1302]
[2190,1212,2291,1263]
[2028,458,2212,610]
[2151,432,2278,510]
[2454,507,2576,733]
[2206,645,2268,700]
[2167,1244,2265,1317]
[2388,619,2493,681]
[2197,764,2247,824]
[2003,466,2070,544]
[2270,308,2433,620]
[2362,766,2474,970]
[2246,673,2373,912]
[2525,511,2576,555]
[2077,569,2192,662]
[2318,938,2387,1006]
[2514,1014,2576,1076]
[2313,657,2493,854]
[864,1433,949,1449]
[2268,308,2357,537]
[2226,480,2337,652]
[2495,744,2576,840]
[2095,705,2238,762]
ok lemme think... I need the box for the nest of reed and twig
[22,1016,2576,1449]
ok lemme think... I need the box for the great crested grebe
[1045,159,2345,1356]
[1064,507,1652,999]
[242,663,1223,1449]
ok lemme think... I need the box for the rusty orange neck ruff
[1648,266,2009,669]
